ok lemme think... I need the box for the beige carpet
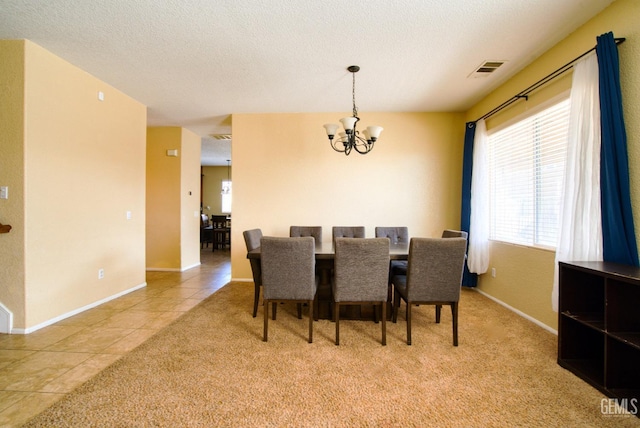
[25,283,639,427]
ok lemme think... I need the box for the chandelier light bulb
[323,123,339,139]
[366,126,383,141]
[339,117,357,132]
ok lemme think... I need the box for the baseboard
[146,262,201,272]
[231,278,253,283]
[181,262,201,271]
[473,288,558,335]
[11,282,147,335]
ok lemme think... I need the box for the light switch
[126,211,132,220]
[0,186,7,199]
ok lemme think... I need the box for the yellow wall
[0,41,26,328]
[180,128,202,269]
[146,127,201,271]
[465,0,640,330]
[0,40,147,330]
[202,165,232,216]
[231,112,465,279]
[146,128,181,269]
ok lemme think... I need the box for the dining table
[247,240,409,259]
[247,240,409,320]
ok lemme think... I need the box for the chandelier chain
[352,72,358,118]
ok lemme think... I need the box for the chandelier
[323,65,383,155]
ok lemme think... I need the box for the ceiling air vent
[469,60,506,78]
[209,134,232,140]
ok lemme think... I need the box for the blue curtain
[461,122,477,287]
[597,32,639,266]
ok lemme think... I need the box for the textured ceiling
[0,0,615,165]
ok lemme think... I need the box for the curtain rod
[472,37,626,124]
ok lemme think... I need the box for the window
[221,180,232,214]
[488,98,570,247]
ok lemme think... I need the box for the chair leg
[406,303,412,345]
[297,303,302,319]
[272,302,277,320]
[381,302,387,346]
[308,299,314,344]
[452,302,459,346]
[313,294,319,321]
[335,302,340,345]
[436,304,442,323]
[392,292,400,323]
[405,299,409,321]
[263,299,269,342]
[253,284,260,318]
[374,304,379,323]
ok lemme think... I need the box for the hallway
[0,248,231,427]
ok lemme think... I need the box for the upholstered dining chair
[332,226,365,241]
[391,237,467,346]
[289,226,322,242]
[375,226,409,273]
[374,226,409,244]
[442,229,468,239]
[243,229,263,317]
[375,226,409,303]
[260,236,318,343]
[333,237,390,345]
[389,229,468,277]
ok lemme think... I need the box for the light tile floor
[0,248,230,427]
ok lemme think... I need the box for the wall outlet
[491,267,496,278]
[98,269,105,280]
[126,211,132,220]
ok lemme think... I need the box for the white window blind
[488,98,570,247]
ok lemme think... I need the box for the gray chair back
[375,227,409,244]
[244,228,263,317]
[442,229,468,239]
[243,229,263,286]
[261,237,317,301]
[243,228,262,252]
[290,226,322,242]
[332,226,365,241]
[406,238,467,302]
[333,238,390,303]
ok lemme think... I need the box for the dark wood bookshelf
[558,261,640,415]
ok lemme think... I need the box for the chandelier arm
[330,138,346,153]
[353,135,373,154]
